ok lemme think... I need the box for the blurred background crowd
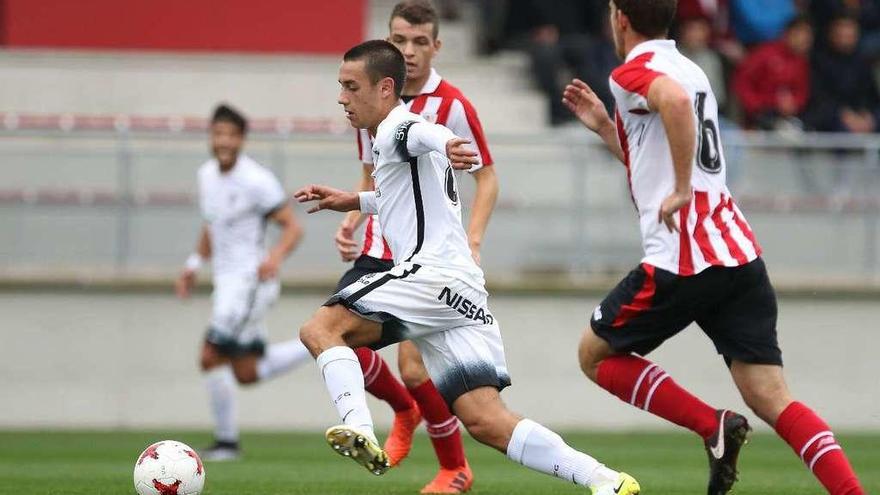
[475,0,880,131]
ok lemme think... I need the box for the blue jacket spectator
[731,0,797,45]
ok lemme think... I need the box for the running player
[563,1,865,494]
[333,1,497,492]
[176,104,311,461]
[295,39,640,495]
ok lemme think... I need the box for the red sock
[354,347,414,413]
[775,401,864,495]
[597,354,719,439]
[409,380,467,469]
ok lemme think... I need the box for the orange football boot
[420,462,473,494]
[383,403,421,466]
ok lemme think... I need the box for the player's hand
[335,220,360,262]
[562,79,612,133]
[294,185,359,213]
[469,243,482,266]
[175,270,196,299]
[658,190,693,233]
[258,253,281,281]
[447,138,480,170]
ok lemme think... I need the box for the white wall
[2,291,877,431]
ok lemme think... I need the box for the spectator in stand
[810,0,880,58]
[677,0,747,63]
[732,16,813,130]
[730,0,797,45]
[806,15,880,132]
[678,16,729,113]
[507,0,609,125]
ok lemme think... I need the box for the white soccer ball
[133,440,205,495]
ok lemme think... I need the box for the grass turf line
[0,430,877,494]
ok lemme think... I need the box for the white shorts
[326,262,511,406]
[207,273,280,356]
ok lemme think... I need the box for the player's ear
[616,10,629,32]
[433,37,442,53]
[380,76,395,99]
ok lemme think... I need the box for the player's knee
[578,334,602,382]
[299,319,324,353]
[459,410,496,446]
[459,409,516,452]
[200,345,222,371]
[232,366,258,385]
[740,379,791,421]
[398,360,430,389]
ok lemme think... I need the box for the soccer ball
[133,440,205,495]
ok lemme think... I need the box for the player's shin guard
[317,346,376,441]
[256,338,312,381]
[597,354,718,439]
[204,366,238,443]
[507,419,618,487]
[775,401,864,495]
[409,380,467,469]
[355,347,415,412]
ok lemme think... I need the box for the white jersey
[359,104,484,287]
[355,69,494,261]
[197,154,287,277]
[610,39,761,276]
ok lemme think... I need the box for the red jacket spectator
[732,17,813,127]
[677,0,732,39]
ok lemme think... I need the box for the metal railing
[1,118,878,288]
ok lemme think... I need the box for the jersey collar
[417,68,442,95]
[626,39,676,62]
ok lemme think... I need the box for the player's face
[388,17,439,86]
[210,121,244,168]
[338,60,382,129]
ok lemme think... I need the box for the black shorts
[590,257,782,366]
[334,255,396,293]
[204,328,266,357]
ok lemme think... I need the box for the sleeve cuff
[358,191,378,214]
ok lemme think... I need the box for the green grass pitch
[0,430,877,494]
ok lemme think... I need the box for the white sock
[506,419,618,488]
[256,338,312,381]
[316,346,376,443]
[204,366,238,443]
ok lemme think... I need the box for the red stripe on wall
[2,0,364,54]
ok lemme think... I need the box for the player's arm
[294,185,363,214]
[467,166,498,265]
[448,98,499,264]
[562,79,625,163]
[401,122,481,170]
[176,225,211,299]
[646,76,696,233]
[335,163,373,262]
[258,203,303,280]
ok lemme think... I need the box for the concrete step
[0,48,547,132]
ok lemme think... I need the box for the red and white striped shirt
[355,68,493,260]
[610,39,761,276]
